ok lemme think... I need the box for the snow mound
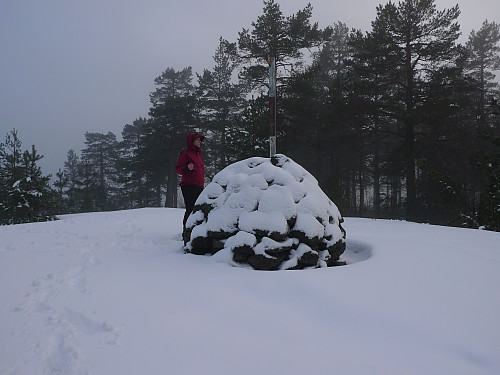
[185,154,346,270]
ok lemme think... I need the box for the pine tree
[79,160,94,212]
[238,0,324,90]
[472,128,500,231]
[466,20,500,128]
[362,0,461,221]
[239,95,269,159]
[304,22,361,214]
[237,0,326,156]
[0,129,24,223]
[147,67,199,207]
[81,132,119,211]
[0,129,23,185]
[53,168,67,214]
[20,145,58,222]
[118,117,152,208]
[197,37,245,174]
[415,55,479,225]
[0,130,57,224]
[63,149,83,213]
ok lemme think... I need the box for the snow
[293,212,325,238]
[1,208,500,374]
[186,155,345,269]
[238,210,289,234]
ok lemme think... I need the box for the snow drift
[1,209,500,374]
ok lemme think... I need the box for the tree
[238,0,324,88]
[307,22,364,214]
[237,0,329,162]
[238,94,270,159]
[53,168,67,214]
[466,20,500,129]
[81,132,119,211]
[315,22,352,89]
[365,0,461,221]
[0,129,24,223]
[472,127,500,231]
[118,117,153,208]
[0,130,57,224]
[62,149,83,213]
[0,129,23,186]
[197,37,244,174]
[20,145,58,222]
[147,67,199,207]
[414,56,479,225]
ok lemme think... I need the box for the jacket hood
[186,133,205,151]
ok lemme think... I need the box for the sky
[1,0,499,177]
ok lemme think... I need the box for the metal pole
[268,55,277,157]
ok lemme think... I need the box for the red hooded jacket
[175,133,205,187]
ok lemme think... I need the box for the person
[175,133,205,239]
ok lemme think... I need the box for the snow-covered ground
[1,208,499,375]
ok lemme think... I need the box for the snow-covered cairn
[185,154,346,270]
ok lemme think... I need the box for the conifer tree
[53,168,67,214]
[237,0,328,159]
[81,132,119,211]
[0,130,57,224]
[20,145,58,222]
[306,22,359,213]
[238,95,269,159]
[197,37,244,174]
[0,129,24,223]
[362,0,461,221]
[238,0,324,90]
[0,129,23,186]
[466,20,500,128]
[147,67,199,207]
[118,117,151,208]
[63,149,83,213]
[472,128,500,231]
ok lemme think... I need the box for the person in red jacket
[176,133,205,232]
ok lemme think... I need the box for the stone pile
[184,154,346,270]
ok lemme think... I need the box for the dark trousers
[181,184,204,228]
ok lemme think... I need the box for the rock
[299,250,319,267]
[190,236,212,255]
[207,229,236,240]
[211,238,225,253]
[193,202,213,218]
[232,244,254,263]
[248,254,285,271]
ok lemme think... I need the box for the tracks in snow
[10,241,119,374]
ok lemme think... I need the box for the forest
[1,0,499,231]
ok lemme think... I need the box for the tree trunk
[404,42,417,221]
[373,130,381,218]
[405,120,417,221]
[358,167,364,216]
[165,150,177,207]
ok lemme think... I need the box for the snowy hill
[1,208,499,375]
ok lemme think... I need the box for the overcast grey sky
[1,0,499,177]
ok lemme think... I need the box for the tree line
[1,0,499,231]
